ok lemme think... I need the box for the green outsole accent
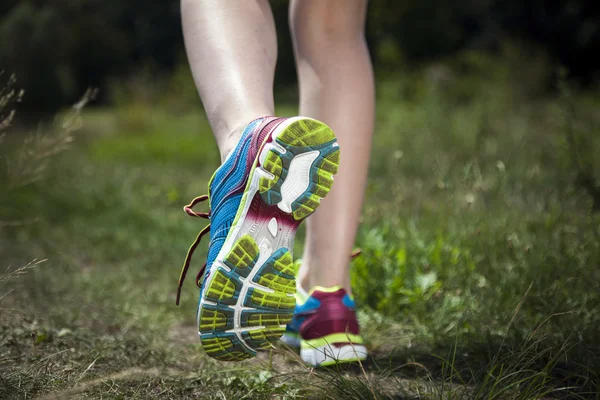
[273,251,296,276]
[251,249,296,296]
[218,352,252,362]
[321,150,340,174]
[250,287,296,309]
[222,234,259,278]
[292,193,321,221]
[199,235,296,361]
[202,337,234,354]
[278,119,336,147]
[256,274,296,295]
[291,146,339,220]
[301,333,365,349]
[249,329,284,343]
[259,118,340,221]
[242,328,286,350]
[248,313,292,326]
[198,306,232,331]
[238,309,291,351]
[205,270,237,301]
[259,150,283,194]
[201,333,255,361]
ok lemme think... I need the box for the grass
[1,52,600,399]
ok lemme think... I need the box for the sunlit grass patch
[89,108,219,168]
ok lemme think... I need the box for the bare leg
[290,0,375,292]
[181,0,277,161]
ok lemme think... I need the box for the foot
[178,116,340,361]
[284,286,368,367]
[280,260,308,349]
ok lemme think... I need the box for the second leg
[290,0,375,292]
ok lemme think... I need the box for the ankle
[219,124,246,162]
[218,113,277,162]
[297,266,310,293]
[300,273,347,294]
[299,276,311,293]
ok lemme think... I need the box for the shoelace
[175,195,363,306]
[176,195,211,306]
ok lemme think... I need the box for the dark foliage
[0,0,599,114]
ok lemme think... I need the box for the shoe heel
[257,118,339,221]
[199,235,296,361]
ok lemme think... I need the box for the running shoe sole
[198,117,340,361]
[301,333,368,367]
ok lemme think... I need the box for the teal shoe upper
[204,118,263,272]
[176,117,271,306]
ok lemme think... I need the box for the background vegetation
[1,1,600,399]
[1,0,599,114]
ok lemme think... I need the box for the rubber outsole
[284,331,368,367]
[300,340,368,367]
[198,118,339,361]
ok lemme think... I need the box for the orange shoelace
[176,195,211,306]
[175,196,362,306]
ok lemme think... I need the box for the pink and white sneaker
[286,286,368,366]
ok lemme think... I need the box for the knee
[289,0,367,52]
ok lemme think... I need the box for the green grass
[1,54,600,399]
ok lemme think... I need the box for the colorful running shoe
[280,261,308,349]
[292,286,368,366]
[281,250,362,351]
[176,116,340,361]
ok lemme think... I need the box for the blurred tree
[0,2,71,114]
[0,0,180,115]
[0,0,598,116]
